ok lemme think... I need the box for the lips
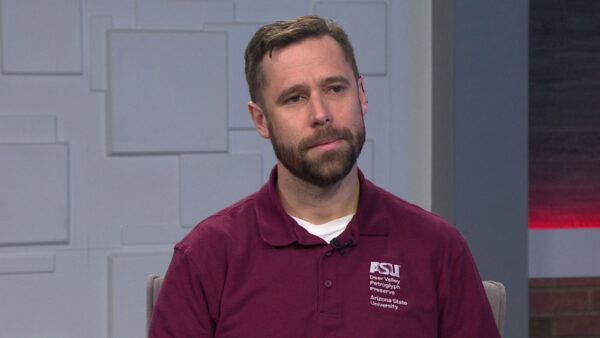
[299,126,352,152]
[312,138,342,147]
[308,139,344,152]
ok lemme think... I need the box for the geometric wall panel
[108,252,172,338]
[84,155,180,249]
[360,75,392,186]
[0,144,69,245]
[86,0,136,28]
[0,250,95,337]
[357,138,374,181]
[107,30,227,154]
[0,0,82,74]
[316,2,387,75]
[120,224,190,245]
[204,22,266,129]
[0,253,55,274]
[0,115,56,143]
[89,16,113,91]
[233,0,313,22]
[180,154,263,226]
[137,0,234,29]
[228,130,278,182]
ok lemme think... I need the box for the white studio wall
[0,1,432,337]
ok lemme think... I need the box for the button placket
[318,247,340,317]
[322,250,334,290]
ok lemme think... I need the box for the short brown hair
[244,15,359,106]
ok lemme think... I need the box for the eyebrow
[321,76,351,87]
[276,84,308,105]
[275,76,352,105]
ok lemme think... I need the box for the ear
[248,101,271,139]
[358,75,368,116]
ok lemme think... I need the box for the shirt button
[325,251,332,257]
[324,280,333,288]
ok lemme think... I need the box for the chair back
[483,280,506,336]
[146,274,164,336]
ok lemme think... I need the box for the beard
[268,120,365,188]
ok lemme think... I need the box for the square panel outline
[106,29,228,155]
[0,142,70,246]
[0,0,84,75]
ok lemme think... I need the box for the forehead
[259,35,353,90]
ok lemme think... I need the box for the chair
[483,280,506,336]
[146,275,506,336]
[146,274,164,336]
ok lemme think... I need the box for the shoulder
[369,186,476,282]
[373,185,467,248]
[176,192,260,257]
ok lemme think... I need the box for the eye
[285,95,303,104]
[329,85,346,94]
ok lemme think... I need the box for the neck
[276,163,361,224]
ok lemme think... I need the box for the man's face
[255,35,367,187]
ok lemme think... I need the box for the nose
[309,93,332,127]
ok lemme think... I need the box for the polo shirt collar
[256,166,390,247]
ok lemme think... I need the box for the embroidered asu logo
[368,261,407,311]
[369,261,400,278]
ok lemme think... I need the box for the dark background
[529,0,600,228]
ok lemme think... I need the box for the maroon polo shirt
[149,168,500,337]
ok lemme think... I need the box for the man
[150,15,500,337]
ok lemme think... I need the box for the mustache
[298,126,353,151]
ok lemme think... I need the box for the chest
[214,239,441,338]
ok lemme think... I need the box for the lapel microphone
[330,237,353,256]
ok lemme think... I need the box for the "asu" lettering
[369,261,401,278]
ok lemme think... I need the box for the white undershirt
[291,214,355,243]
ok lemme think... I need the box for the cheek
[269,116,304,137]
[340,102,365,125]
[269,121,298,145]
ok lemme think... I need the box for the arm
[148,248,217,337]
[437,240,502,338]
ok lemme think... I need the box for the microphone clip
[330,237,353,256]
